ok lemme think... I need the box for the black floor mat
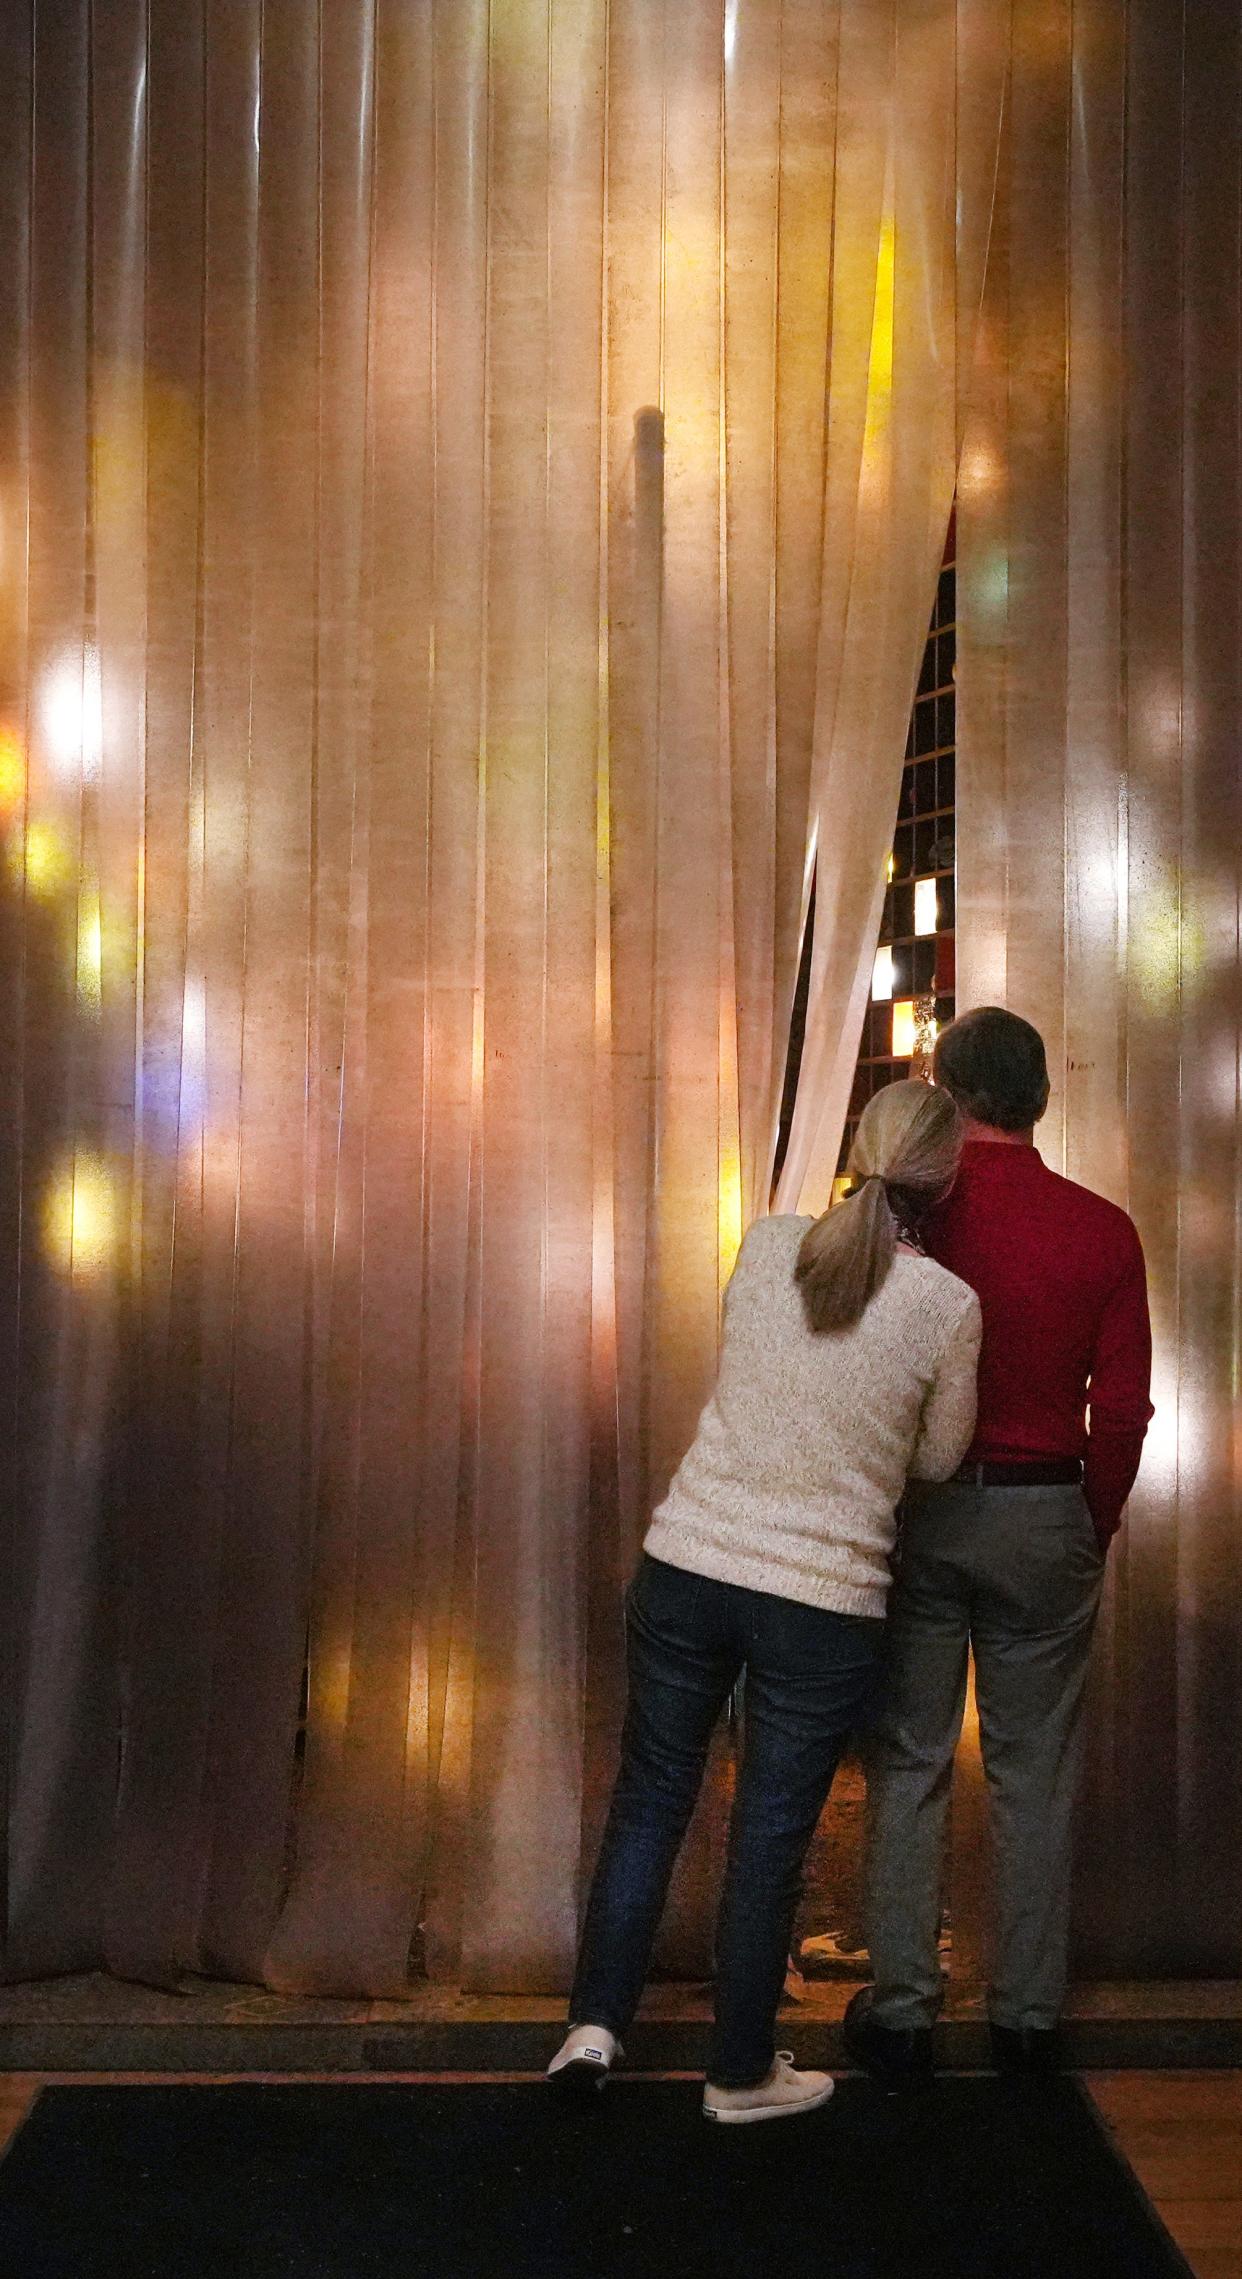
[0,2075,1192,2278]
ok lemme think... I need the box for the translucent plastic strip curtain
[0,0,122,1976]
[956,0,1242,1973]
[774,0,1009,1213]
[1,0,1010,1998]
[269,0,446,1996]
[459,0,606,1993]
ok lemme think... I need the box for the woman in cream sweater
[548,1079,981,2123]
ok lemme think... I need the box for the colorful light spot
[0,722,24,817]
[861,206,896,474]
[77,893,103,1011]
[892,999,916,1059]
[8,818,71,898]
[44,1153,118,1279]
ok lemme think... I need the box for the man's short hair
[932,1007,1050,1133]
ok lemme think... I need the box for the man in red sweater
[845,1007,1153,2080]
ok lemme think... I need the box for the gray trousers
[863,1480,1104,2033]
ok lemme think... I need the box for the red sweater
[923,1141,1153,1546]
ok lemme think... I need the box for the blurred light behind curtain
[0,0,1003,1996]
[957,0,1242,1972]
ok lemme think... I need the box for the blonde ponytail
[795,1080,963,1334]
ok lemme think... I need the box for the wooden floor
[0,2068,1238,2275]
[1088,2073,1242,2279]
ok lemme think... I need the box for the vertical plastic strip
[459,0,605,1991]
[9,0,117,1975]
[105,0,214,1985]
[1115,0,1185,1966]
[1169,0,1241,1968]
[722,0,780,1224]
[0,0,32,1972]
[198,0,320,1980]
[767,0,838,1198]
[777,0,957,1212]
[264,0,377,1988]
[1060,0,1127,1966]
[333,0,436,1993]
[417,0,490,1989]
[600,0,665,1578]
[998,0,1072,1162]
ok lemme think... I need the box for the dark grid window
[773,517,957,1196]
[837,520,957,1180]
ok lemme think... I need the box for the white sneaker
[799,1928,871,1978]
[546,2024,620,2094]
[703,2052,835,2126]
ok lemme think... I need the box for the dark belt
[951,1459,1084,1488]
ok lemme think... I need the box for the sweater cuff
[1083,1425,1147,1551]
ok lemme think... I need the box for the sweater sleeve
[1084,1221,1154,1549]
[908,1294,983,1482]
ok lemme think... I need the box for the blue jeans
[569,1553,884,2086]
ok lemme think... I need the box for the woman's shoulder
[755,1212,814,1240]
[892,1251,980,1325]
[726,1214,809,1293]
[735,1213,811,1261]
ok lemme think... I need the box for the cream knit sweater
[644,1215,982,1620]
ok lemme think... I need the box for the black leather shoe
[842,1986,934,2089]
[989,2022,1063,2076]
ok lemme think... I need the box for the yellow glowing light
[717,989,743,1285]
[0,722,25,816]
[914,879,938,936]
[831,1176,853,1207]
[1127,863,1182,1007]
[718,1144,743,1286]
[872,946,894,1002]
[8,818,71,898]
[885,852,897,884]
[44,1153,117,1278]
[861,206,896,472]
[94,373,197,524]
[470,988,485,1094]
[962,1661,982,1743]
[77,893,103,1010]
[892,1000,916,1058]
[318,1641,354,1733]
